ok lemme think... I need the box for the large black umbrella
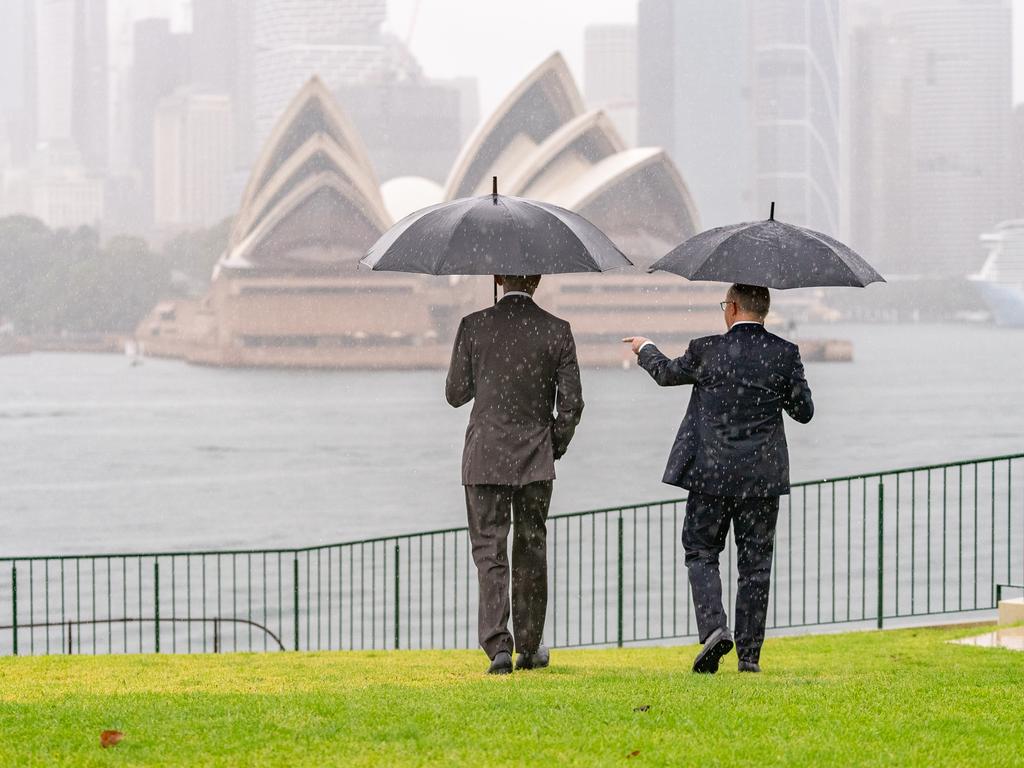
[361,177,632,294]
[649,203,884,289]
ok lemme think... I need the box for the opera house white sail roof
[216,53,700,277]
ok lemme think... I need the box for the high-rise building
[1010,103,1024,219]
[33,0,108,168]
[848,10,913,274]
[71,0,108,169]
[250,0,414,147]
[34,0,76,148]
[0,0,36,169]
[448,77,481,145]
[153,89,235,228]
[107,0,143,175]
[29,170,105,229]
[192,0,255,165]
[583,24,637,146]
[131,18,192,224]
[28,142,105,229]
[751,0,842,235]
[336,79,465,184]
[637,0,753,227]
[894,0,1011,277]
[254,0,386,47]
[848,0,1012,277]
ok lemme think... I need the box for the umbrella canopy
[649,203,884,289]
[361,177,632,276]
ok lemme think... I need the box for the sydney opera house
[137,54,733,368]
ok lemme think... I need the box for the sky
[383,0,637,114]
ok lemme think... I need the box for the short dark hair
[498,275,542,293]
[727,283,770,318]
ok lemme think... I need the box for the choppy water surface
[1,323,1021,555]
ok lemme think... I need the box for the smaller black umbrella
[649,202,884,289]
[361,177,632,300]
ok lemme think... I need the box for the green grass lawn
[1,625,1022,767]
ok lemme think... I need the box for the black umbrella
[361,177,632,300]
[649,203,884,289]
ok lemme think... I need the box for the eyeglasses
[719,301,736,312]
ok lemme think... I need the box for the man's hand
[622,336,652,356]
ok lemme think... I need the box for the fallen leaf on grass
[632,705,650,712]
[100,730,124,749]
[627,750,640,758]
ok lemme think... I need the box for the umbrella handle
[770,201,775,221]
[493,276,498,305]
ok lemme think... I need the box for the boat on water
[125,339,144,366]
[973,221,1024,327]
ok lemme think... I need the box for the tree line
[0,215,229,335]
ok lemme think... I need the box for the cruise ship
[973,221,1024,327]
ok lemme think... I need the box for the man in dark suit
[446,274,584,675]
[623,283,813,674]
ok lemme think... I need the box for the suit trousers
[464,481,552,659]
[682,491,780,663]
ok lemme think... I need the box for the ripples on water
[1,323,1021,555]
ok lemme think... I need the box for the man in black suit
[623,283,813,673]
[446,275,584,674]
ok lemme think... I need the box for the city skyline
[89,0,1024,113]
[0,0,1021,273]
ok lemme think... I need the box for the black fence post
[617,516,624,648]
[154,559,160,653]
[393,543,400,650]
[11,564,17,657]
[877,481,885,630]
[293,556,300,651]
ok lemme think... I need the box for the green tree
[0,214,230,335]
[161,217,232,288]
[61,235,170,333]
[0,215,57,330]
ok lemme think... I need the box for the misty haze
[1,4,1023,764]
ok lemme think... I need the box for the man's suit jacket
[638,323,814,497]
[446,294,584,486]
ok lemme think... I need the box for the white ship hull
[975,221,1024,328]
[974,280,1024,327]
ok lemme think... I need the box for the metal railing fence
[2,452,1021,656]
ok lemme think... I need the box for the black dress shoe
[515,644,550,670]
[738,660,761,673]
[488,651,513,675]
[692,627,734,674]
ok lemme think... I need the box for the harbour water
[1,323,1022,557]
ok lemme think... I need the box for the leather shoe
[487,651,513,675]
[515,644,550,670]
[738,660,761,673]
[692,627,734,674]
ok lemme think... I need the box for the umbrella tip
[769,201,775,221]
[492,176,498,198]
